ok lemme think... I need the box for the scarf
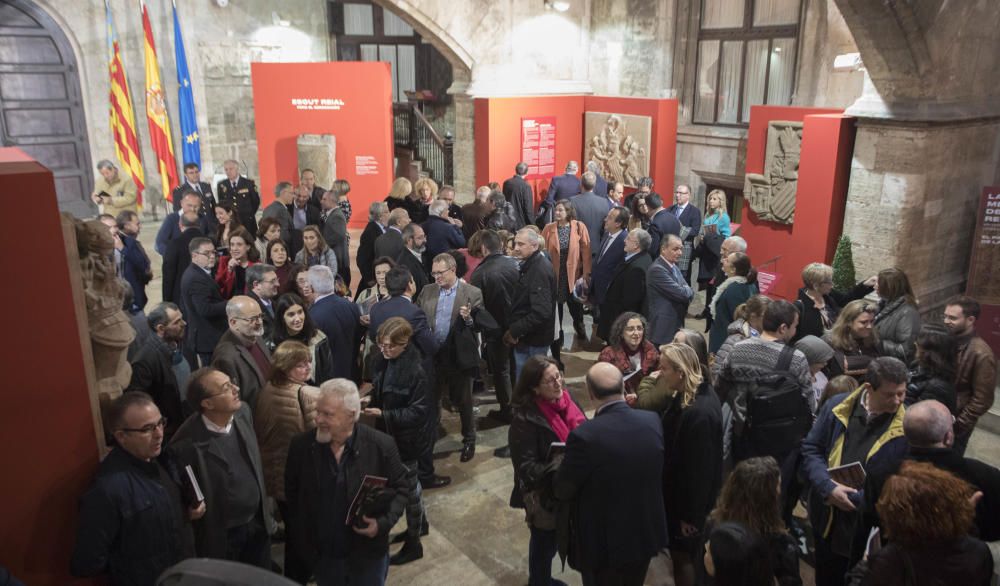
[535,390,586,442]
[709,275,747,318]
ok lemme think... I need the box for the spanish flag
[142,0,179,203]
[105,0,144,205]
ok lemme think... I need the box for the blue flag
[173,1,200,168]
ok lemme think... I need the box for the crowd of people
[71,158,999,586]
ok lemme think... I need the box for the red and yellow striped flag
[105,0,144,205]
[141,1,179,203]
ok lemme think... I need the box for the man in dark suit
[169,367,275,568]
[437,185,465,223]
[173,163,216,218]
[162,212,204,304]
[461,187,492,240]
[180,237,228,367]
[126,302,188,440]
[645,191,682,260]
[211,296,272,413]
[358,201,389,289]
[217,159,260,237]
[646,235,694,346]
[667,184,702,284]
[503,162,535,229]
[319,190,351,288]
[586,161,609,199]
[114,210,153,311]
[261,182,295,247]
[374,208,410,263]
[571,172,613,261]
[598,228,652,341]
[245,264,278,347]
[547,160,581,202]
[422,200,466,259]
[299,168,327,209]
[397,223,429,299]
[155,191,212,255]
[589,206,629,308]
[554,363,668,585]
[307,266,361,380]
[288,185,322,257]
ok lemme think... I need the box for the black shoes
[493,445,511,458]
[460,444,476,462]
[389,537,424,565]
[573,320,587,339]
[422,475,452,489]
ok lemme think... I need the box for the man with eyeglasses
[211,296,272,413]
[170,367,275,568]
[245,264,279,347]
[667,184,702,284]
[71,392,204,585]
[180,237,228,368]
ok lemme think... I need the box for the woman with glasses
[253,340,319,583]
[265,239,299,295]
[215,227,256,299]
[294,224,338,275]
[272,293,335,385]
[541,199,592,367]
[823,299,881,378]
[363,317,435,565]
[356,256,396,380]
[508,355,586,586]
[598,312,659,394]
[795,262,875,342]
[288,264,315,308]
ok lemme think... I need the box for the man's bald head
[903,400,954,448]
[586,362,624,400]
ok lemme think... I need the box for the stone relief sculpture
[74,217,134,409]
[743,121,803,224]
[584,112,652,187]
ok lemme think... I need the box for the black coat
[395,247,430,299]
[647,209,682,259]
[503,174,535,229]
[422,215,466,259]
[547,173,581,202]
[793,283,873,343]
[905,369,957,413]
[508,250,557,347]
[589,231,627,306]
[373,228,404,265]
[661,382,722,536]
[508,401,573,512]
[554,401,668,571]
[667,204,702,243]
[368,296,439,377]
[320,207,350,286]
[848,537,993,586]
[597,252,652,341]
[70,448,194,586]
[370,344,433,462]
[357,221,385,287]
[127,335,187,438]
[162,228,204,304]
[120,234,152,311]
[216,176,261,236]
[179,263,228,355]
[309,294,361,380]
[284,426,409,568]
[470,253,520,334]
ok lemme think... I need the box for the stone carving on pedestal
[743,121,803,224]
[75,218,134,409]
[297,134,337,189]
[584,112,651,187]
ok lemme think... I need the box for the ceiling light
[544,0,570,12]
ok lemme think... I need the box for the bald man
[554,363,668,585]
[211,296,272,413]
[853,400,1000,564]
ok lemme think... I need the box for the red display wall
[0,148,101,585]
[475,95,678,206]
[251,62,394,228]
[740,106,855,301]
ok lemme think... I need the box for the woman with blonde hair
[696,190,733,296]
[795,262,875,342]
[293,224,337,275]
[652,343,723,586]
[541,199,592,367]
[823,299,880,378]
[384,177,413,211]
[403,176,438,223]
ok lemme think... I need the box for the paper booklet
[827,461,866,490]
[183,465,205,504]
[346,474,388,527]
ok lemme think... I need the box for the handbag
[523,488,557,531]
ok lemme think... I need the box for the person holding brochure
[284,379,409,586]
[508,355,587,586]
[597,312,659,394]
[799,356,909,586]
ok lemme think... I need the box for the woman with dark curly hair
[848,461,992,586]
[213,202,242,256]
[699,456,802,586]
[598,312,659,394]
[905,323,958,413]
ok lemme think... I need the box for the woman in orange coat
[541,199,591,367]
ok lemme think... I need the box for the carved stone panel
[297,133,337,190]
[584,112,652,188]
[743,121,803,224]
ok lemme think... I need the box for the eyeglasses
[378,340,405,350]
[194,250,216,257]
[431,268,454,278]
[542,374,562,385]
[234,314,264,324]
[624,325,645,333]
[262,278,280,285]
[206,381,239,398]
[121,417,167,434]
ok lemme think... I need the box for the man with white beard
[211,296,272,414]
[284,379,410,585]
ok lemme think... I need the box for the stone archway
[0,0,94,217]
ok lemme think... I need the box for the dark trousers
[403,460,425,537]
[277,500,309,583]
[435,358,475,446]
[225,517,271,569]
[551,297,584,362]
[954,428,973,456]
[580,558,651,586]
[485,338,513,412]
[314,553,389,586]
[528,526,563,586]
[813,534,850,586]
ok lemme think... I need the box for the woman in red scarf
[508,355,587,586]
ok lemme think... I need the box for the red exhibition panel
[251,62,394,228]
[740,106,854,301]
[0,148,101,585]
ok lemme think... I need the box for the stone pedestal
[297,134,336,189]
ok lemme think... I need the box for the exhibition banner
[521,116,556,179]
[967,185,1000,356]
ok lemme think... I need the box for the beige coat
[541,220,592,291]
[254,382,319,501]
[94,173,138,216]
